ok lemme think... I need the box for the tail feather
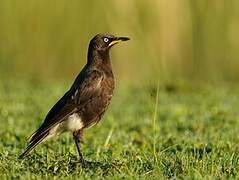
[19,131,49,159]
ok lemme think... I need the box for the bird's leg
[73,130,85,166]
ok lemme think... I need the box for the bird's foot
[80,157,86,167]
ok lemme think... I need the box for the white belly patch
[65,113,84,132]
[48,113,84,137]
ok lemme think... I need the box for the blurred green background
[0,0,239,84]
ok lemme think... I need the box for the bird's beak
[109,36,130,47]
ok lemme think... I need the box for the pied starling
[19,33,130,164]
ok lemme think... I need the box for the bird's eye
[103,38,109,43]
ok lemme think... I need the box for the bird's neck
[87,49,112,67]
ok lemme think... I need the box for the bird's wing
[28,69,104,142]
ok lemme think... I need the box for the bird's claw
[80,157,86,167]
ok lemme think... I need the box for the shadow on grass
[18,153,123,175]
[68,159,123,174]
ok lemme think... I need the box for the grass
[1,80,239,179]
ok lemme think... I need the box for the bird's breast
[79,75,115,128]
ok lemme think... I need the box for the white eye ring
[103,38,109,43]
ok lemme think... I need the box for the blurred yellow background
[0,0,238,84]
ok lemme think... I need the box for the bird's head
[88,34,130,59]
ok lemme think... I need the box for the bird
[19,33,130,165]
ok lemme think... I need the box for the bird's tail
[19,131,49,159]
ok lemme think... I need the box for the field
[0,81,239,179]
[0,0,239,179]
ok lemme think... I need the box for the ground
[0,81,239,179]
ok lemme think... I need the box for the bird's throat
[87,49,111,66]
